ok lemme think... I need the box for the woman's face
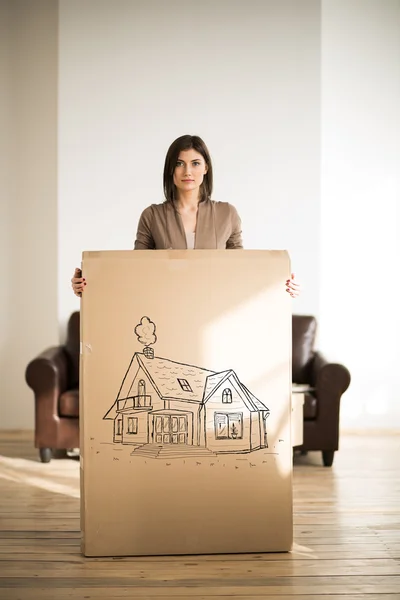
[173,149,208,197]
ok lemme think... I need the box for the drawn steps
[131,444,216,459]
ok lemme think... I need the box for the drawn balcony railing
[117,395,152,411]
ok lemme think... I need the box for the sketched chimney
[134,316,157,359]
[143,346,154,359]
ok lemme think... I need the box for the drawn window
[116,419,122,436]
[215,414,228,439]
[222,388,232,403]
[127,417,138,434]
[138,379,146,396]
[177,378,193,392]
[171,417,179,434]
[215,413,243,440]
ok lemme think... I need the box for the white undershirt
[185,231,195,250]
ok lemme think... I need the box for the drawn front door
[154,415,188,444]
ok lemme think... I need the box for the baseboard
[341,428,400,436]
[0,429,34,438]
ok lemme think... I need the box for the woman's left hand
[286,273,301,298]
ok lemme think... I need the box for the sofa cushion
[59,389,79,418]
[292,315,317,383]
[303,393,318,420]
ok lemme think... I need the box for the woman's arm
[226,204,243,249]
[134,206,156,250]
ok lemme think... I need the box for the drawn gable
[118,365,163,413]
[205,373,251,413]
[200,371,270,454]
[117,354,142,402]
[103,354,162,421]
[202,370,231,402]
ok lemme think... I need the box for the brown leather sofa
[25,311,80,463]
[292,315,351,466]
[25,312,350,465]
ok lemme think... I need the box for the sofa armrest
[311,351,351,396]
[307,351,351,450]
[25,346,69,449]
[25,346,68,396]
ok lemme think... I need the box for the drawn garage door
[154,415,188,445]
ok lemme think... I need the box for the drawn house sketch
[103,317,270,458]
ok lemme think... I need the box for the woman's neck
[175,189,200,211]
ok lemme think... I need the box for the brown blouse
[134,200,243,250]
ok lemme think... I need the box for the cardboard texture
[80,250,293,557]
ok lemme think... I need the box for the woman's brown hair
[163,135,213,203]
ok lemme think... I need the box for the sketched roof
[104,353,269,420]
[118,353,214,403]
[241,384,270,412]
[202,370,231,401]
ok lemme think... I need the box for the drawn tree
[134,316,157,358]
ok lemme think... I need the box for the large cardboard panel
[80,250,293,556]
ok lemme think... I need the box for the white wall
[0,0,58,429]
[320,0,400,428]
[58,0,321,332]
[0,0,12,428]
[3,0,399,431]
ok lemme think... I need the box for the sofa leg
[322,450,335,467]
[39,448,52,463]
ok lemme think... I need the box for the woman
[71,134,300,297]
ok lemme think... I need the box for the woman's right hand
[71,267,86,297]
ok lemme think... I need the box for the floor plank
[1,594,400,600]
[0,431,399,599]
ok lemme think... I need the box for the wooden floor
[0,432,399,600]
